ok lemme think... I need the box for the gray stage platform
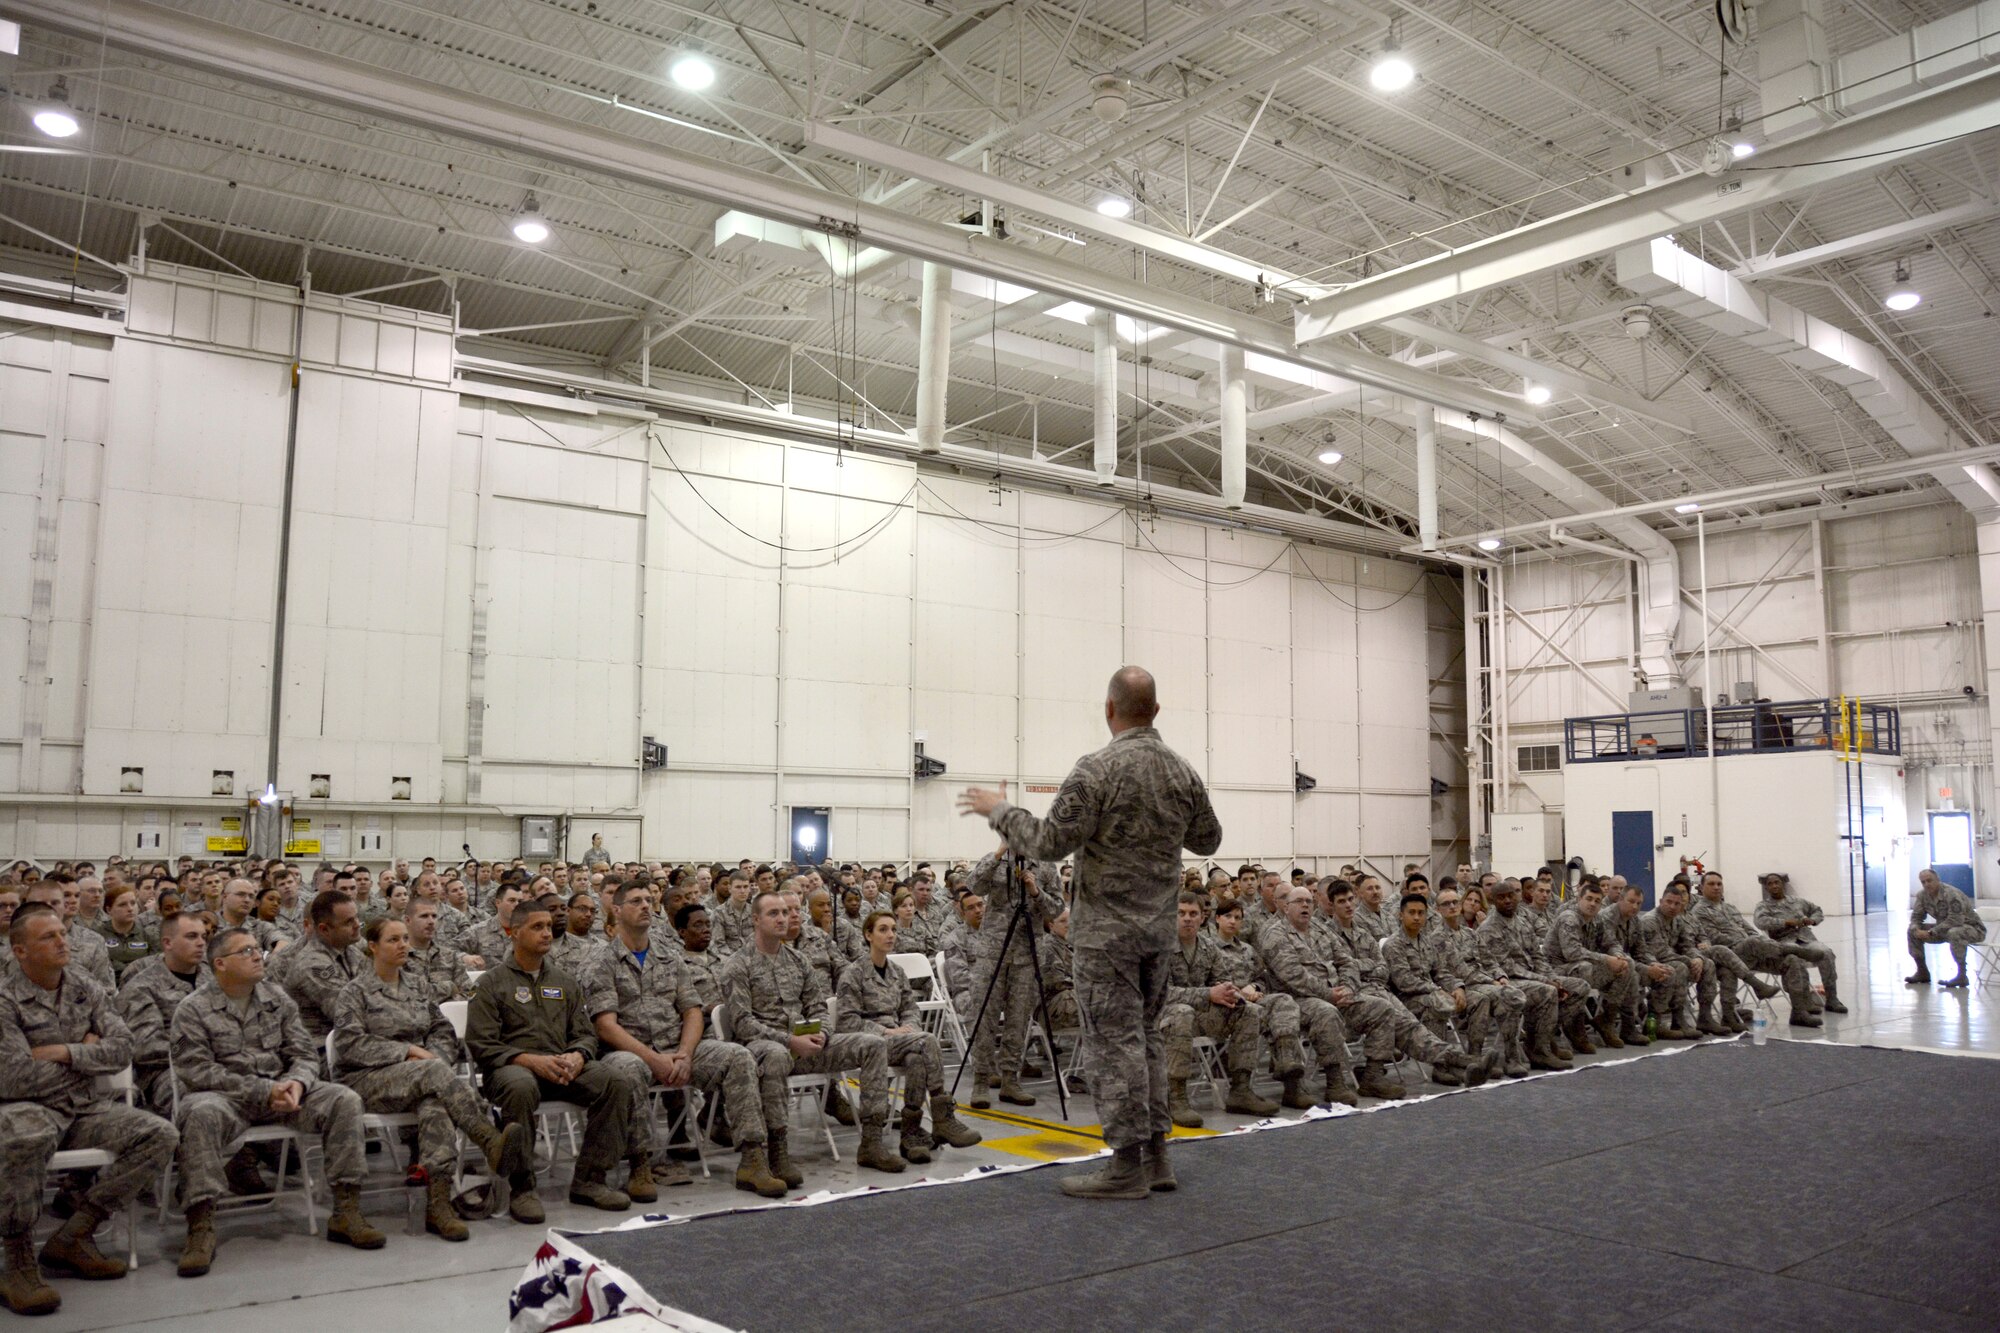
[540,1042,2000,1331]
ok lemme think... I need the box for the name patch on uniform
[514,986,532,1003]
[540,986,564,999]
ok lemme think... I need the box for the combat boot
[1355,1063,1406,1100]
[997,1077,1036,1107]
[1059,1145,1149,1201]
[327,1185,387,1249]
[1224,1070,1279,1116]
[1167,1078,1204,1128]
[1429,1062,1463,1087]
[567,1172,632,1211]
[1320,1066,1361,1108]
[899,1106,933,1164]
[824,1085,856,1126]
[928,1094,982,1149]
[176,1201,217,1278]
[1822,991,1849,1013]
[424,1177,468,1242]
[1441,1048,1490,1089]
[224,1147,268,1197]
[1788,1010,1824,1028]
[1592,1009,1626,1048]
[1620,1014,1652,1047]
[855,1124,907,1174]
[1502,1035,1532,1077]
[1905,966,1931,984]
[1,1234,59,1315]
[734,1144,787,1199]
[1142,1132,1176,1193]
[507,1173,546,1225]
[1749,976,1782,1000]
[969,1070,993,1111]
[40,1203,125,1279]
[471,1118,529,1179]
[1721,1006,1748,1034]
[1527,1040,1572,1071]
[1695,1004,1728,1037]
[623,1158,658,1205]
[1565,1014,1598,1055]
[1278,1070,1316,1111]
[766,1129,805,1188]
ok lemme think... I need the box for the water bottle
[1751,1009,1769,1046]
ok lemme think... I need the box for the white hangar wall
[0,262,1452,870]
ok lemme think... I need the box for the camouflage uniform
[547,930,603,984]
[584,936,767,1149]
[465,957,634,1184]
[718,944,891,1131]
[1607,907,1679,1023]
[331,970,491,1177]
[1545,905,1639,1014]
[1214,934,1302,1073]
[986,725,1222,1152]
[939,924,975,1018]
[1037,932,1077,1032]
[0,970,178,1237]
[224,916,287,955]
[55,925,114,992]
[1382,927,1478,1052]
[432,904,473,958]
[1906,882,1986,976]
[1690,894,1812,1011]
[113,955,202,1112]
[679,945,725,1013]
[1326,920,1462,1070]
[466,918,512,969]
[714,901,753,958]
[1433,920,1525,1054]
[1161,932,1261,1079]
[1350,900,1394,946]
[836,957,945,1108]
[1638,909,1706,1025]
[268,933,363,1048]
[169,981,369,1207]
[1751,892,1840,1000]
[405,939,472,1006]
[963,853,1063,1087]
[1257,923,1354,1080]
[1474,909,1562,1056]
[796,923,848,1000]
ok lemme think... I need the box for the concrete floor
[30,911,1998,1332]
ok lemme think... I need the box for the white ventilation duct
[1761,0,2000,143]
[914,261,951,453]
[1091,308,1117,485]
[1616,235,2000,514]
[1218,344,1246,509]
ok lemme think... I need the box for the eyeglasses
[214,946,261,963]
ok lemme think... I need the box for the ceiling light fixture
[1317,448,1343,466]
[32,77,80,139]
[669,53,717,92]
[1523,381,1553,406]
[1370,25,1415,93]
[1724,110,1754,158]
[1674,501,1701,514]
[511,193,551,244]
[1476,537,1502,552]
[1883,261,1921,312]
[1095,196,1132,219]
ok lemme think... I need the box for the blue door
[1927,810,1976,899]
[1613,810,1656,909]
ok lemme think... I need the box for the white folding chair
[1188,1036,1228,1109]
[926,951,971,1057]
[1971,940,2000,991]
[161,1074,319,1234]
[714,1001,838,1160]
[325,1032,430,1230]
[890,951,957,1049]
[45,1070,143,1269]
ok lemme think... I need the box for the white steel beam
[14,0,1528,424]
[1294,63,2000,342]
[1734,199,2000,277]
[1382,317,1696,432]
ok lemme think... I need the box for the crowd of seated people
[0,846,1945,1314]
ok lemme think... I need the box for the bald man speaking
[959,665,1221,1200]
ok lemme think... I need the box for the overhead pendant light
[33,77,80,139]
[1476,536,1502,552]
[511,193,551,244]
[669,53,716,92]
[1883,261,1921,312]
[1317,448,1343,466]
[1369,25,1415,92]
[1674,501,1701,514]
[1523,381,1553,406]
[1724,110,1755,158]
[1095,196,1132,219]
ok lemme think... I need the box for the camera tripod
[947,852,1069,1119]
